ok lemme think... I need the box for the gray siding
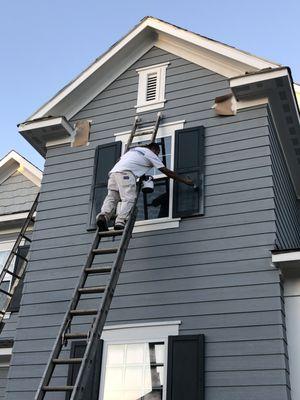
[0,171,39,216]
[6,47,289,399]
[268,111,300,249]
[0,367,8,400]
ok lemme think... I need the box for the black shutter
[87,141,122,230]
[66,339,103,400]
[173,126,205,218]
[7,245,29,313]
[166,335,205,400]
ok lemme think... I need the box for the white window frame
[99,321,181,400]
[114,120,185,233]
[0,240,19,320]
[135,62,169,113]
[0,241,15,284]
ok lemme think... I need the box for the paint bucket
[142,176,154,193]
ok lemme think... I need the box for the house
[0,150,41,399]
[5,16,300,400]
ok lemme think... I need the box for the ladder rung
[78,286,106,294]
[93,248,118,255]
[53,358,83,364]
[0,288,12,297]
[3,269,21,279]
[70,309,98,316]
[21,234,32,242]
[64,333,88,340]
[84,267,112,274]
[43,386,74,392]
[133,130,154,137]
[98,230,123,237]
[12,251,28,262]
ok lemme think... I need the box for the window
[130,136,172,222]
[66,322,205,400]
[102,342,164,400]
[115,121,184,227]
[99,321,180,400]
[88,123,205,232]
[0,242,14,313]
[135,63,169,113]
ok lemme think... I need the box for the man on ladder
[96,142,194,231]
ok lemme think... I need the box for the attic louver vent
[146,73,158,101]
[136,62,169,113]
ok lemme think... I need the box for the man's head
[146,142,160,156]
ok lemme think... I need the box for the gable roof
[18,17,300,198]
[24,16,281,122]
[0,150,42,187]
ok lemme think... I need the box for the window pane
[107,344,125,365]
[126,343,145,364]
[150,344,164,364]
[0,250,10,271]
[136,178,169,221]
[102,342,164,400]
[0,281,9,311]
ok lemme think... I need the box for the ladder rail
[0,193,39,318]
[34,228,101,400]
[124,116,140,153]
[150,111,162,143]
[35,110,165,399]
[71,205,138,400]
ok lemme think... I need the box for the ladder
[0,193,39,322]
[35,114,163,400]
[125,111,162,152]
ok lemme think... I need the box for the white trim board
[272,252,300,264]
[230,68,289,88]
[0,212,33,223]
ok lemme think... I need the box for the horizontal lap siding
[6,47,287,399]
[268,112,300,249]
[0,172,39,215]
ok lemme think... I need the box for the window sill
[133,217,180,233]
[135,100,166,113]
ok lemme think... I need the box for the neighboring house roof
[0,151,42,224]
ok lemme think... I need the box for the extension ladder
[0,193,39,322]
[125,111,162,152]
[35,114,163,400]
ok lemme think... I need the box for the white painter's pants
[100,171,137,224]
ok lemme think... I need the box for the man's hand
[159,167,194,186]
[183,177,194,186]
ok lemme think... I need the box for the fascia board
[272,251,300,263]
[0,212,29,223]
[230,68,289,88]
[147,17,280,70]
[156,33,248,78]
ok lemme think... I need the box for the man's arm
[159,167,194,186]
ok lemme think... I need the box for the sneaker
[114,221,125,231]
[96,214,109,231]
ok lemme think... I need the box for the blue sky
[1,0,299,170]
